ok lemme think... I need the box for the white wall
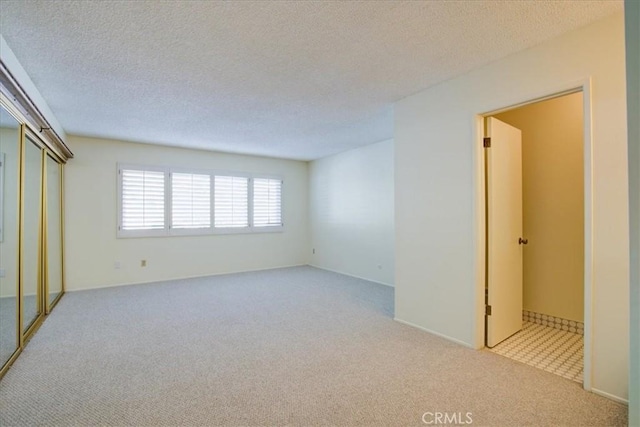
[395,12,629,401]
[625,0,639,424]
[65,136,309,290]
[309,139,394,285]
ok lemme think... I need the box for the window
[172,172,211,229]
[253,178,282,227]
[119,166,166,236]
[117,164,282,237]
[214,175,248,228]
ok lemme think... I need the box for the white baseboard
[66,264,309,292]
[591,388,629,405]
[394,317,474,349]
[308,264,394,287]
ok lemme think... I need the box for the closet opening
[481,90,587,385]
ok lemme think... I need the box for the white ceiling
[0,1,622,161]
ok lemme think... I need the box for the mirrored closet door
[22,133,44,334]
[45,154,63,311]
[0,105,20,369]
[0,73,71,379]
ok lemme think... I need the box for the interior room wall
[394,12,628,401]
[494,92,584,322]
[309,139,394,285]
[624,0,639,423]
[0,127,19,297]
[64,136,309,291]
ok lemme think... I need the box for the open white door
[486,117,524,348]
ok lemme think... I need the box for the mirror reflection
[0,105,20,367]
[23,135,42,333]
[46,154,62,308]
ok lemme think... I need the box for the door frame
[473,79,593,391]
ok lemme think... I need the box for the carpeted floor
[1,294,42,366]
[1,295,40,367]
[0,266,628,426]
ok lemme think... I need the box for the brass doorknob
[519,237,528,245]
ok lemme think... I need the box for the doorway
[483,91,586,383]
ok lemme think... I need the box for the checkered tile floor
[488,321,583,383]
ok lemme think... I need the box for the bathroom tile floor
[488,320,583,383]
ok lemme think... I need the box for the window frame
[168,167,214,236]
[212,172,251,232]
[116,163,284,238]
[252,175,284,231]
[117,163,169,238]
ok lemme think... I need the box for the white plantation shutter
[253,178,282,227]
[120,168,165,231]
[118,165,284,237]
[172,172,211,229]
[214,175,248,228]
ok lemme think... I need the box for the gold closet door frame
[20,127,46,342]
[0,99,24,378]
[0,88,68,379]
[44,151,64,313]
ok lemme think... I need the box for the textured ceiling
[0,1,622,160]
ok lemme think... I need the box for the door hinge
[485,305,492,316]
[483,137,491,148]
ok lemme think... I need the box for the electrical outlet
[114,261,121,270]
[141,260,147,267]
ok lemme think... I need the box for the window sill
[116,226,284,239]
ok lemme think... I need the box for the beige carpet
[0,266,627,426]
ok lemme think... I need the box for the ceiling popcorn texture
[0,1,622,160]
